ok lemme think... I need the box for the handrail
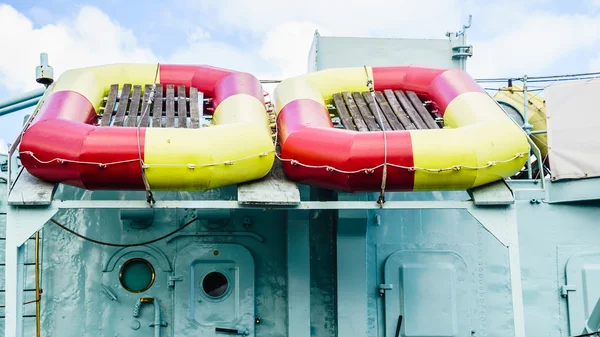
[7,84,53,192]
[0,88,44,111]
[0,97,41,117]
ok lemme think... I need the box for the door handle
[215,327,249,336]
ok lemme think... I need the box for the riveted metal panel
[173,243,255,336]
[565,251,600,334]
[384,250,470,337]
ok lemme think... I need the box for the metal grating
[332,90,441,131]
[98,84,209,128]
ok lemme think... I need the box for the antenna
[36,52,54,86]
[456,15,472,37]
[446,15,473,71]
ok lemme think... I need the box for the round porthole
[119,258,155,293]
[202,271,229,298]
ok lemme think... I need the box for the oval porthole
[202,271,229,298]
[119,258,155,293]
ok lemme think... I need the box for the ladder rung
[0,289,36,293]
[0,262,36,266]
[0,237,40,241]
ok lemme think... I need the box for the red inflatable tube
[275,66,493,192]
[19,64,266,190]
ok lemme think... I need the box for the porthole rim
[119,258,156,293]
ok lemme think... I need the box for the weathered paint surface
[5,175,600,337]
[6,34,600,337]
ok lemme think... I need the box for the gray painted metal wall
[4,33,600,337]
[307,31,461,72]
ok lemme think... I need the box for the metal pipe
[528,136,546,189]
[35,231,40,337]
[7,83,52,189]
[0,88,44,111]
[40,53,48,66]
[490,81,546,188]
[451,52,473,59]
[133,297,162,337]
[456,15,472,71]
[120,209,154,229]
[522,75,533,179]
[530,130,547,135]
[0,97,41,117]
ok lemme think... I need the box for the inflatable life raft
[494,85,548,160]
[274,66,530,192]
[19,64,274,190]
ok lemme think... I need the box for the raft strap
[136,64,160,205]
[364,66,387,205]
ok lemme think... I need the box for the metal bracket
[101,284,118,301]
[149,321,168,328]
[379,284,394,296]
[168,275,183,289]
[561,284,577,297]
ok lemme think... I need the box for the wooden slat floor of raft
[332,90,441,131]
[98,83,300,205]
[98,84,206,128]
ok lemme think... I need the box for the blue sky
[1,0,600,147]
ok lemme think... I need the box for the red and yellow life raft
[274,66,530,192]
[19,64,274,190]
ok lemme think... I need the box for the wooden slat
[7,169,56,206]
[113,84,131,127]
[189,87,201,128]
[394,90,428,130]
[332,93,357,130]
[468,180,514,206]
[237,158,300,205]
[406,91,439,129]
[165,85,175,128]
[125,85,142,127]
[151,84,163,127]
[100,84,119,126]
[383,90,415,130]
[138,85,152,127]
[362,91,392,131]
[351,92,380,131]
[341,92,369,132]
[373,92,404,130]
[177,85,187,128]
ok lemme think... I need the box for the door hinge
[379,284,394,296]
[561,284,576,297]
[168,275,183,289]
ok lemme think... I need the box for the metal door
[565,251,600,334]
[174,243,255,336]
[383,250,470,337]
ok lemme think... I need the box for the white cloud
[3,1,600,92]
[168,40,268,77]
[468,12,600,78]
[0,4,157,93]
[260,21,327,78]
[187,27,211,44]
[197,0,461,38]
[590,53,600,71]
[27,6,55,26]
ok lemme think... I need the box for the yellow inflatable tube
[19,63,274,190]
